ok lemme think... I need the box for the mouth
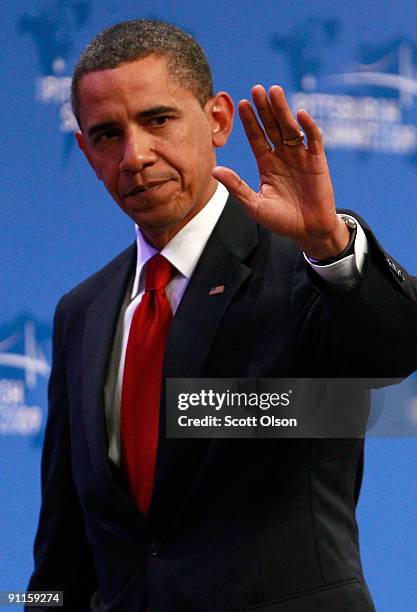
[125,180,171,199]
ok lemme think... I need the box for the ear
[75,131,102,180]
[205,92,234,148]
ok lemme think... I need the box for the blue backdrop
[1,1,416,610]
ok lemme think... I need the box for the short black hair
[71,19,214,126]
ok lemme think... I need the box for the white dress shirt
[105,182,368,465]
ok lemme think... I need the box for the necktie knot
[145,254,176,292]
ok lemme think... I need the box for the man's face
[76,55,232,246]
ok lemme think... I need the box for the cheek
[174,125,211,163]
[97,165,124,204]
[100,164,118,189]
[178,137,213,182]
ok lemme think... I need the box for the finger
[238,99,272,158]
[297,109,324,156]
[212,166,256,210]
[251,85,282,147]
[269,85,304,144]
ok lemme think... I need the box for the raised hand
[212,85,350,260]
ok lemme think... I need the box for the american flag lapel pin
[209,284,225,296]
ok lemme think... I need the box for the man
[27,20,417,611]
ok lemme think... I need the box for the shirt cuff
[303,214,368,291]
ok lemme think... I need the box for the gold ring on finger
[283,130,305,147]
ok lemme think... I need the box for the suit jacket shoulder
[58,243,136,317]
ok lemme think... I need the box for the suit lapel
[81,246,136,481]
[150,197,258,518]
[165,196,257,377]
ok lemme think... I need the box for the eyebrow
[87,122,115,139]
[139,105,177,118]
[86,106,178,139]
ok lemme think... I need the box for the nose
[119,128,157,173]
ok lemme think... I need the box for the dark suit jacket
[28,197,417,611]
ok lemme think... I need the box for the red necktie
[120,254,176,515]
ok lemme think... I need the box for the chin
[133,210,183,231]
[134,202,190,226]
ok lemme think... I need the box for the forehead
[77,55,197,126]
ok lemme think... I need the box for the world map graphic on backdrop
[272,18,417,159]
[18,0,93,157]
[0,317,51,445]
[20,7,417,164]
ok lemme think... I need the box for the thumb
[212,166,255,210]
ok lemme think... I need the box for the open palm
[213,86,347,258]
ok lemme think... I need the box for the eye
[148,115,171,126]
[94,128,120,143]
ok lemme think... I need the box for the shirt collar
[131,182,229,298]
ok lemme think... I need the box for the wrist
[302,216,356,263]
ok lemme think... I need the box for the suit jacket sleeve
[300,212,417,377]
[26,299,97,611]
